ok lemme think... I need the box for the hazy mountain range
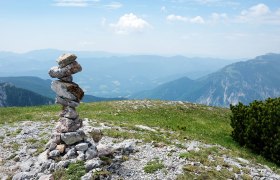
[0,49,237,98]
[0,82,53,107]
[133,53,280,107]
[1,49,279,107]
[0,76,125,107]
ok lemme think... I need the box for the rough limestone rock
[56,96,79,108]
[59,75,73,82]
[56,117,82,133]
[61,130,86,145]
[49,150,60,159]
[85,158,102,172]
[50,133,62,144]
[85,146,98,160]
[49,61,82,78]
[57,53,77,68]
[75,143,89,151]
[38,174,54,180]
[51,80,84,102]
[60,106,78,119]
[12,172,33,180]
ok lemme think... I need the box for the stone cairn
[46,53,97,161]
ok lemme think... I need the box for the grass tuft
[144,159,165,173]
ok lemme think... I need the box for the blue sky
[0,0,279,58]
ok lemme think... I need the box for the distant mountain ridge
[0,76,126,106]
[133,53,280,107]
[0,82,54,107]
[0,49,237,97]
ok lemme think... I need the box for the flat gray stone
[85,158,102,172]
[75,142,89,151]
[56,160,71,169]
[60,106,78,119]
[49,150,60,158]
[51,80,84,102]
[56,96,79,108]
[38,174,54,180]
[51,133,62,144]
[85,146,98,160]
[49,61,82,78]
[57,53,77,68]
[61,130,86,145]
[49,142,57,151]
[56,117,82,133]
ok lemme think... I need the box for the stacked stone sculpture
[46,53,97,160]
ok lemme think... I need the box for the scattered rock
[75,142,89,151]
[12,172,33,180]
[38,174,54,180]
[89,129,103,143]
[48,150,60,159]
[85,146,98,160]
[56,144,66,153]
[85,158,102,172]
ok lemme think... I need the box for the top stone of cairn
[57,53,77,68]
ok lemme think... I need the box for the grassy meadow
[0,100,279,171]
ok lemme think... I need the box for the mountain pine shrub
[230,97,280,165]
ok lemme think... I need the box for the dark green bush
[230,97,280,165]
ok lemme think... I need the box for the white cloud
[237,3,280,24]
[167,14,205,24]
[167,14,188,22]
[241,3,270,17]
[105,2,123,10]
[53,0,99,7]
[110,13,150,34]
[190,16,205,24]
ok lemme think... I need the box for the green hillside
[0,100,279,171]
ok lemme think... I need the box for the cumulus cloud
[237,3,280,24]
[241,3,270,17]
[105,2,123,10]
[110,13,150,34]
[167,14,205,24]
[53,0,99,7]
[190,16,205,24]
